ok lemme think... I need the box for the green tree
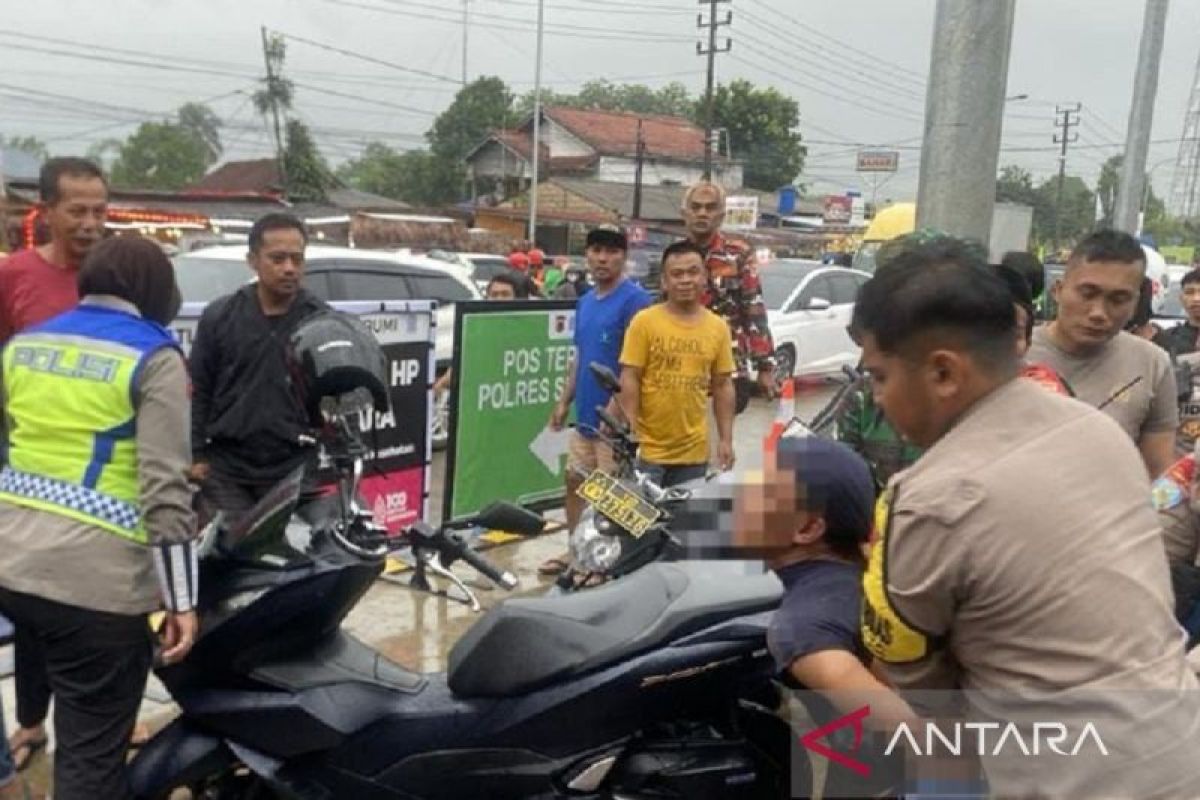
[178,102,223,164]
[1033,174,1096,246]
[429,76,515,164]
[338,143,466,206]
[996,164,1037,206]
[254,33,294,162]
[706,79,805,190]
[0,135,49,160]
[516,80,694,118]
[422,76,516,203]
[282,119,335,201]
[110,121,212,189]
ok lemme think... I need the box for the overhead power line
[272,29,462,84]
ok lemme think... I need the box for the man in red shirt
[0,156,108,773]
[0,157,108,342]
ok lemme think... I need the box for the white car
[172,245,481,371]
[760,260,871,382]
[427,250,517,292]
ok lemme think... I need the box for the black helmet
[288,310,390,426]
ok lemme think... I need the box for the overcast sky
[3,0,1199,202]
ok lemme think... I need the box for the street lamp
[1005,93,1029,102]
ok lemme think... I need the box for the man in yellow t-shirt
[618,241,736,487]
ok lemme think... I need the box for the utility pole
[697,0,731,181]
[1052,103,1082,252]
[260,26,288,197]
[461,0,471,85]
[1114,0,1170,235]
[915,0,1016,247]
[632,118,646,220]
[528,0,545,244]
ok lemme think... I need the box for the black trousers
[14,624,51,729]
[0,588,152,800]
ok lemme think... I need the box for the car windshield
[468,257,513,281]
[760,262,822,310]
[173,255,251,304]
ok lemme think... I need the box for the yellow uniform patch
[861,487,932,664]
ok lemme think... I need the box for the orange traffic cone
[763,377,795,454]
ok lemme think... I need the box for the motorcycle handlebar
[594,405,630,440]
[447,532,519,589]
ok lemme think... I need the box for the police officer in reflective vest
[0,236,198,800]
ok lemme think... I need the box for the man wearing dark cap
[734,437,917,799]
[542,225,650,576]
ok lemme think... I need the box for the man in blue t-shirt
[540,225,652,576]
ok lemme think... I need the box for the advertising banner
[445,300,576,521]
[172,300,434,533]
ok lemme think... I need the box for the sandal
[538,556,571,576]
[7,733,47,773]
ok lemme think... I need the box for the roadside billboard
[445,301,576,520]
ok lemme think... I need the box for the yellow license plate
[577,470,662,538]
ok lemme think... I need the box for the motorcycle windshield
[217,467,307,560]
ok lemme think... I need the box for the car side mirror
[807,297,832,311]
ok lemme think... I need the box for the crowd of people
[5,155,1200,797]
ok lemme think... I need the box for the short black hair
[851,237,1018,369]
[39,157,106,205]
[1001,250,1044,299]
[1068,228,1145,270]
[249,213,308,253]
[994,264,1035,344]
[1181,268,1200,290]
[486,272,526,298]
[661,240,705,268]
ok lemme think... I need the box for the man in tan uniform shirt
[853,237,1200,798]
[1027,229,1178,477]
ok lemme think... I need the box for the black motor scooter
[130,389,796,799]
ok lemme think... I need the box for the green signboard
[445,300,577,520]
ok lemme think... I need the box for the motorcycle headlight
[570,508,622,573]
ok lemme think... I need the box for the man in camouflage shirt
[648,182,776,399]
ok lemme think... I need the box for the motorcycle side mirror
[470,502,545,537]
[589,362,621,394]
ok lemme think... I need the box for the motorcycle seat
[251,630,426,694]
[447,563,781,698]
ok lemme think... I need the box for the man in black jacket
[1156,268,1200,356]
[189,213,328,515]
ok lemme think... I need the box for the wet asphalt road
[0,386,840,795]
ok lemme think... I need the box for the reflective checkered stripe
[0,467,145,544]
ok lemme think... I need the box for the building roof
[190,158,282,194]
[466,107,714,169]
[542,106,708,160]
[189,160,410,212]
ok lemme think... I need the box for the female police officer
[0,235,198,800]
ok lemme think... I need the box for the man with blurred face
[189,213,329,518]
[1027,229,1177,476]
[648,182,776,400]
[542,226,650,576]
